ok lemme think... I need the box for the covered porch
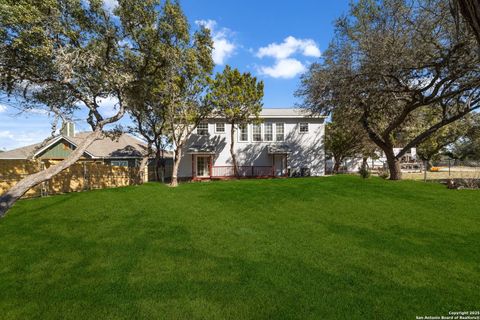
[187,146,215,181]
[267,145,290,178]
[188,145,290,180]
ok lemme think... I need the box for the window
[275,123,284,141]
[252,124,262,142]
[239,124,248,142]
[111,160,129,167]
[215,123,225,133]
[197,123,209,136]
[264,123,273,141]
[299,122,309,133]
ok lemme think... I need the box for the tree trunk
[333,158,342,174]
[0,129,102,218]
[456,0,480,46]
[170,147,182,187]
[137,156,149,184]
[230,122,239,177]
[427,159,433,171]
[155,150,161,182]
[159,149,166,183]
[362,157,368,169]
[384,149,402,180]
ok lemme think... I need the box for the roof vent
[61,121,75,138]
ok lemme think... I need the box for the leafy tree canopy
[297,0,480,179]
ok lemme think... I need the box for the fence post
[448,159,451,177]
[83,162,86,191]
[40,161,47,197]
[423,160,427,182]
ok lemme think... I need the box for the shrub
[359,165,371,179]
[446,178,480,189]
[377,168,389,179]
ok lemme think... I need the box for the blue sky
[0,0,350,151]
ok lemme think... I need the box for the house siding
[177,117,325,178]
[38,141,76,159]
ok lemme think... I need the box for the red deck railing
[211,166,274,178]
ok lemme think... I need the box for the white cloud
[0,104,6,113]
[0,130,14,139]
[258,58,306,79]
[97,96,119,118]
[212,36,236,66]
[0,129,52,150]
[255,36,320,79]
[103,0,118,12]
[28,108,49,115]
[256,36,321,60]
[196,19,216,32]
[195,19,236,65]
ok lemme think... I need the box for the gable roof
[0,143,40,159]
[31,135,95,159]
[0,132,150,160]
[258,108,320,118]
[207,108,326,119]
[73,132,147,158]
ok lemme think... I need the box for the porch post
[191,154,195,179]
[209,155,213,177]
[272,155,275,177]
[285,153,288,177]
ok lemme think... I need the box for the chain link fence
[402,159,480,181]
[326,157,480,182]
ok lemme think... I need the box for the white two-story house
[176,108,326,180]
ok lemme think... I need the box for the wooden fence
[0,159,142,198]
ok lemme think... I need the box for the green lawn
[0,176,479,319]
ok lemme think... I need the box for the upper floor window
[252,124,262,142]
[239,124,248,142]
[197,123,209,136]
[276,123,284,141]
[264,123,273,141]
[215,123,225,133]
[299,122,309,133]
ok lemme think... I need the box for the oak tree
[0,0,132,217]
[298,0,480,180]
[207,66,264,176]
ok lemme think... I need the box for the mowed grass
[0,176,479,319]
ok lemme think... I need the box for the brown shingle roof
[0,132,167,159]
[0,143,40,159]
[71,132,147,158]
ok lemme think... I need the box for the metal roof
[186,145,216,154]
[258,108,322,118]
[267,145,291,154]
[208,108,326,119]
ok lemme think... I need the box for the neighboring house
[0,123,148,166]
[326,148,419,173]
[177,108,326,180]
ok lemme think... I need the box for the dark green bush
[359,165,371,179]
